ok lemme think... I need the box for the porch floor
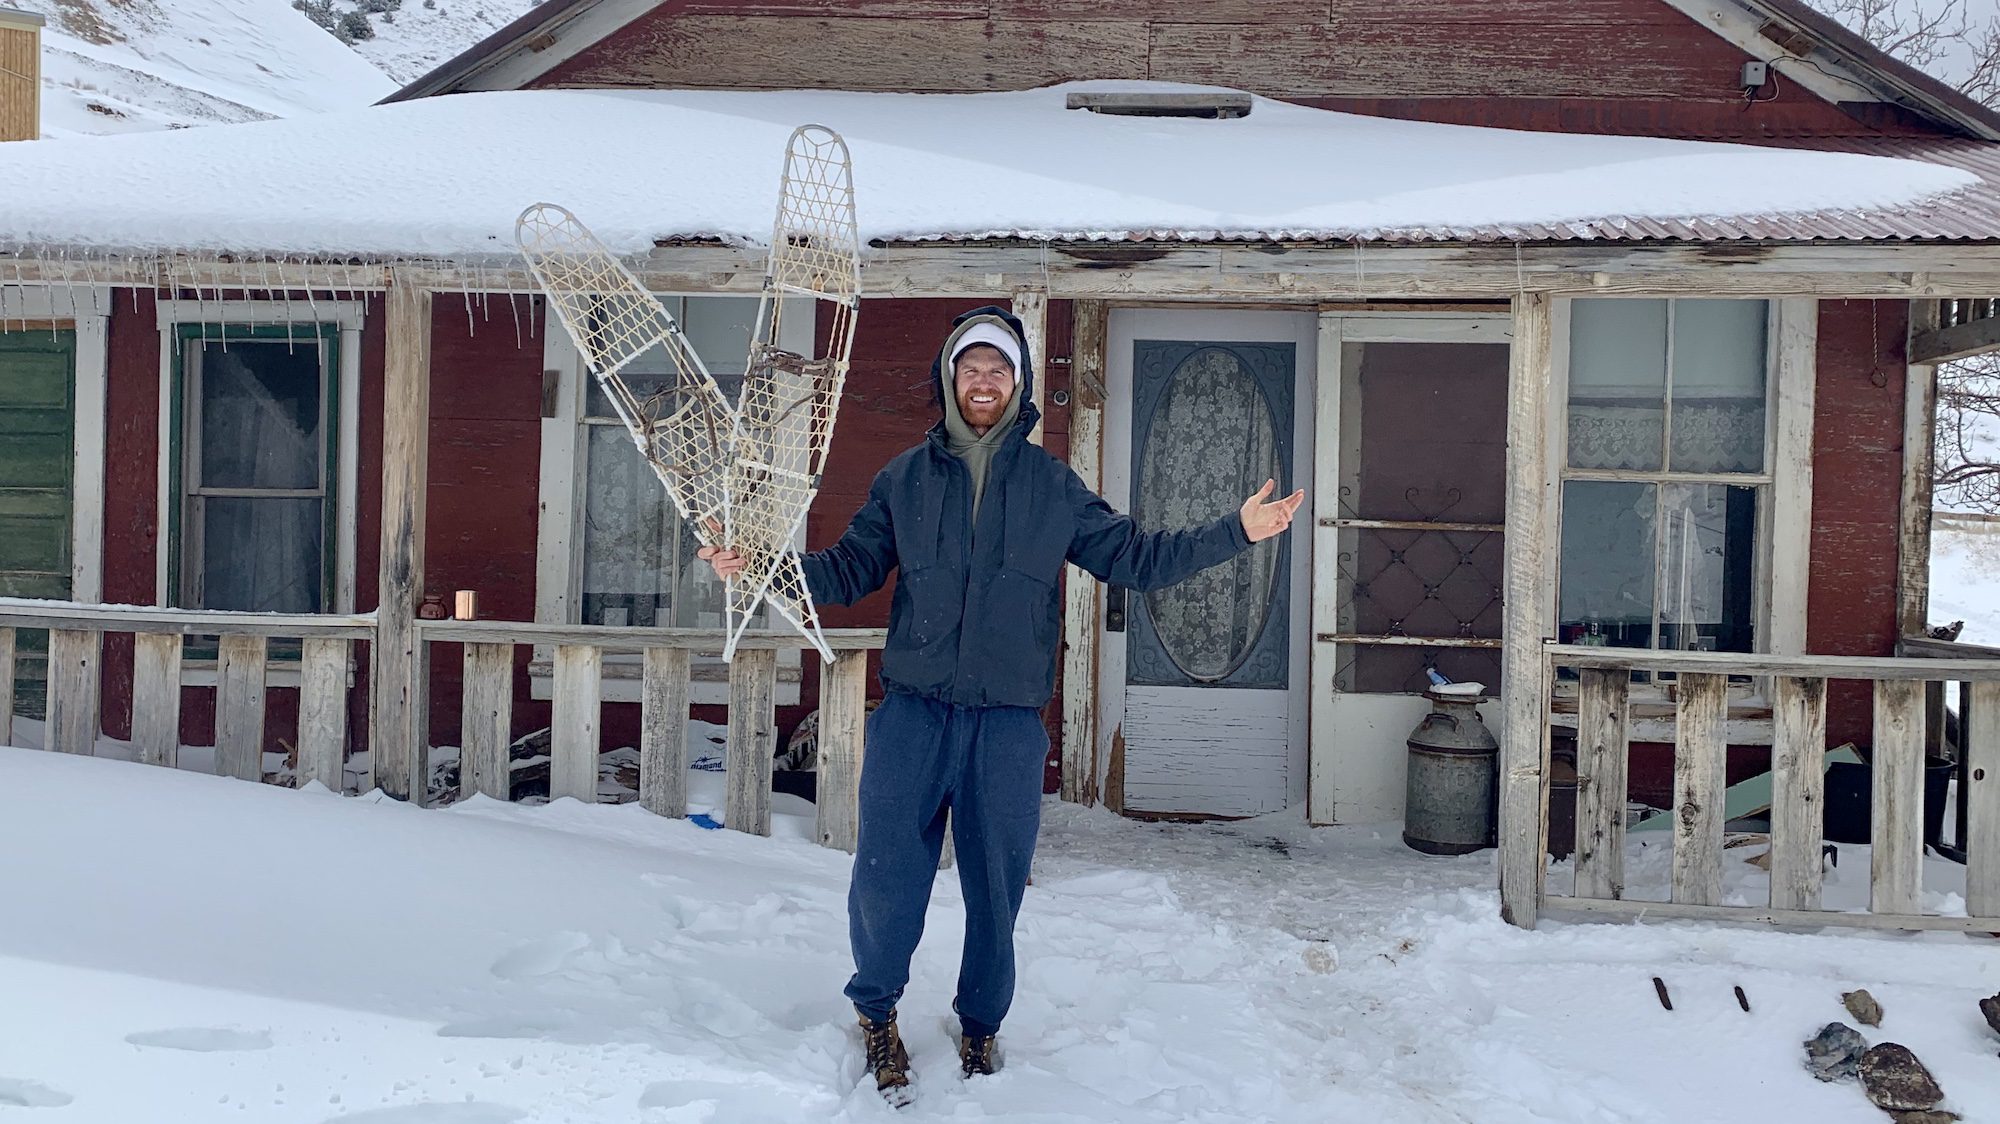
[1,745,1994,1123]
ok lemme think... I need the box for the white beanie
[950,321,1023,384]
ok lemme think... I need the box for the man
[700,306,1303,1099]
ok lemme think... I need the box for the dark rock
[1859,1043,1945,1112]
[1889,1111,1961,1124]
[1843,989,1884,1027]
[1804,1022,1868,1082]
[1980,992,2000,1039]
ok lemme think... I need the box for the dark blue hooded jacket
[800,306,1252,708]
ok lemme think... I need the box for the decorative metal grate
[1323,486,1504,694]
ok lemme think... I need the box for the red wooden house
[3,0,2000,933]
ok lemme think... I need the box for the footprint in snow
[0,1078,74,1107]
[125,1027,273,1052]
[488,930,593,979]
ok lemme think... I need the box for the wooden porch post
[1498,291,1556,929]
[371,272,432,801]
[1059,300,1107,804]
[1899,299,1941,639]
[1012,288,1048,447]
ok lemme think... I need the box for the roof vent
[1066,91,1252,120]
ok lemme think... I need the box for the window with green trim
[171,324,339,613]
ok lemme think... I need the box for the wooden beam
[550,643,601,803]
[1871,678,1928,915]
[1769,298,1817,657]
[14,241,2000,299]
[1671,673,1729,907]
[0,598,373,638]
[1549,643,2000,681]
[1497,291,1555,930]
[1544,895,2000,932]
[727,649,778,836]
[215,634,267,782]
[413,619,884,650]
[460,642,513,801]
[45,628,98,756]
[1769,676,1829,911]
[371,272,433,801]
[639,646,691,819]
[1011,288,1048,447]
[817,650,868,852]
[298,636,348,793]
[1573,668,1630,900]
[1909,307,2000,364]
[1902,299,1942,640]
[1966,680,2000,918]
[130,632,181,769]
[1060,299,1107,805]
[0,627,13,748]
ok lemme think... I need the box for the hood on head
[932,305,1038,435]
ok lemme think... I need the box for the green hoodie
[937,314,1024,523]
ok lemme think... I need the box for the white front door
[1100,310,1315,818]
[1308,314,1513,825]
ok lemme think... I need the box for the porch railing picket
[1670,673,1728,907]
[550,643,601,803]
[215,634,268,782]
[817,650,867,852]
[639,646,691,820]
[1767,675,1829,911]
[47,628,99,755]
[459,641,513,800]
[0,625,15,748]
[1870,679,1928,915]
[1966,680,2000,917]
[726,648,778,836]
[130,632,182,768]
[298,637,349,792]
[1573,667,1629,901]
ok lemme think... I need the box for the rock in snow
[1859,1043,1947,1112]
[1805,1022,1870,1082]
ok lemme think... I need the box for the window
[1558,299,1771,658]
[172,323,340,613]
[578,296,766,630]
[536,295,812,705]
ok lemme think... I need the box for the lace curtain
[191,342,324,613]
[1134,346,1283,684]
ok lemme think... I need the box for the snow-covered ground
[2,743,1996,1123]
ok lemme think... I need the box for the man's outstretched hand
[1239,479,1306,543]
[697,518,748,579]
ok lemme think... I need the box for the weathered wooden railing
[415,620,886,851]
[0,597,372,787]
[1542,643,2000,932]
[1899,633,2000,865]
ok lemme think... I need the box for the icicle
[508,284,523,349]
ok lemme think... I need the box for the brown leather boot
[858,1010,912,1104]
[958,1031,998,1078]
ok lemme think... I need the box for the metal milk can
[1402,686,1499,855]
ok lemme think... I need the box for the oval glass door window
[1135,346,1282,683]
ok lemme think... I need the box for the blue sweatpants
[843,691,1049,1039]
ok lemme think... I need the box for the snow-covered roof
[0,83,1990,260]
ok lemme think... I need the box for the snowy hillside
[336,0,543,85]
[8,0,540,139]
[9,0,394,137]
